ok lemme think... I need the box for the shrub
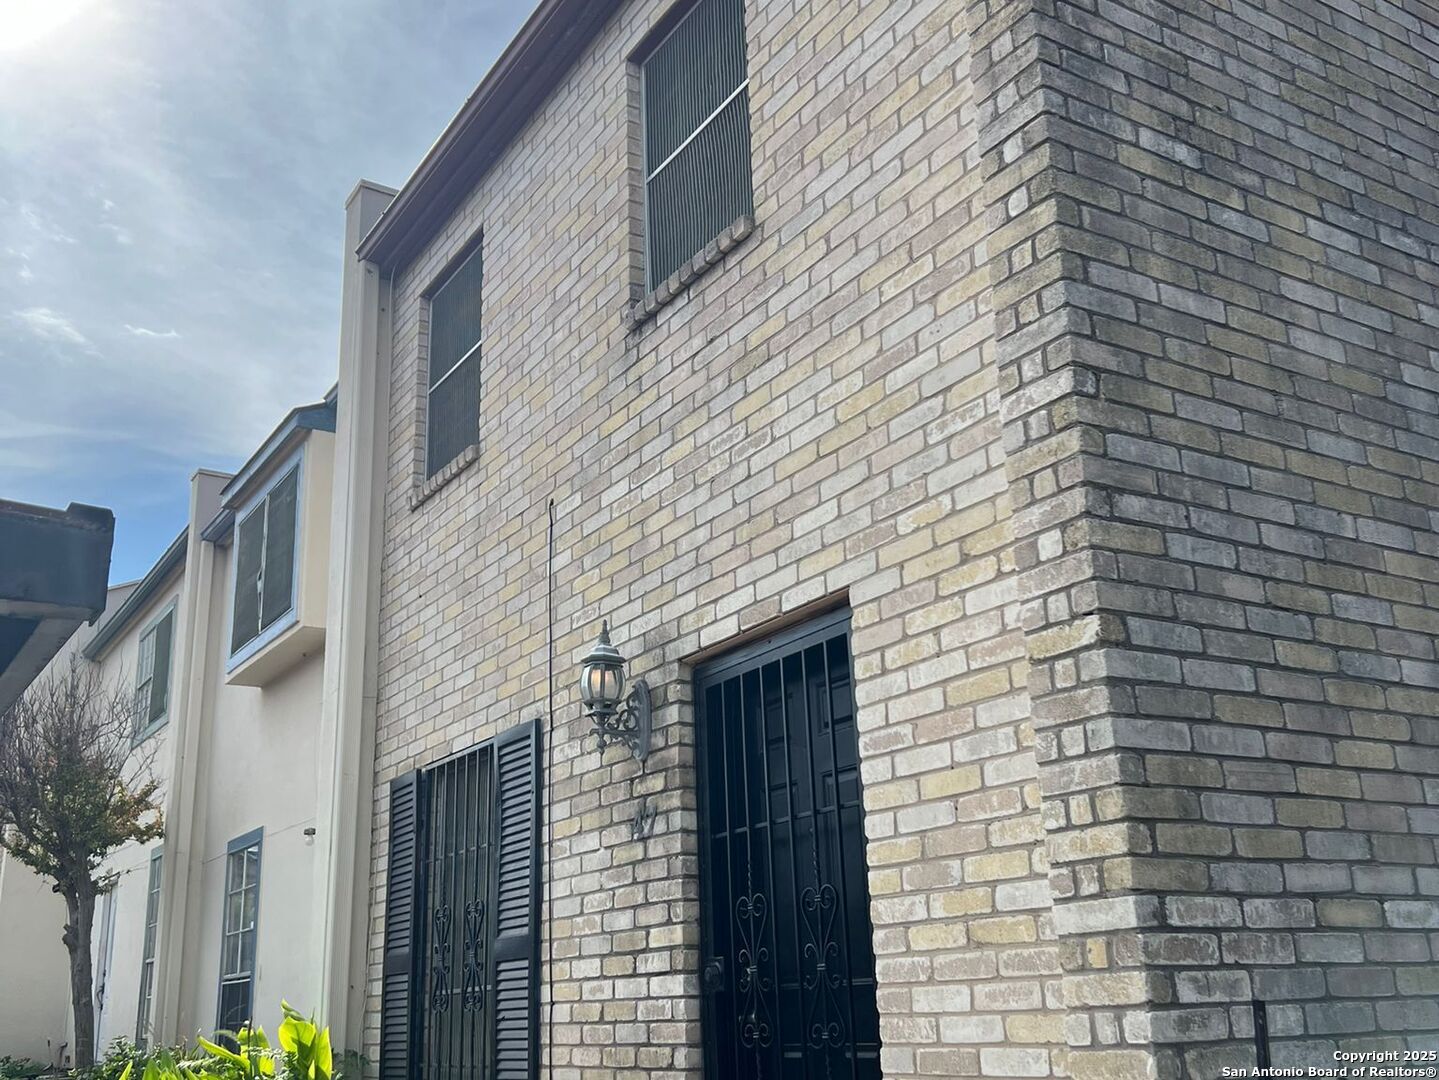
[0,1056,49,1080]
[108,1002,333,1080]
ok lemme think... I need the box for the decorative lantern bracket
[591,676,651,762]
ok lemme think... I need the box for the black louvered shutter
[148,611,173,724]
[231,507,264,652]
[260,467,298,630]
[381,770,427,1080]
[490,720,540,1080]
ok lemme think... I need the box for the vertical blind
[231,465,299,655]
[643,0,753,288]
[426,243,484,478]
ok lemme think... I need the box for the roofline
[219,398,337,509]
[356,0,625,270]
[83,527,187,660]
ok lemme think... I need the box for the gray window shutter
[148,611,173,724]
[260,467,298,631]
[381,770,426,1080]
[490,719,540,1080]
[231,507,264,652]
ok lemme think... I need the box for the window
[135,608,174,738]
[641,0,753,288]
[231,464,299,658]
[379,721,540,1080]
[135,848,163,1047]
[425,241,484,478]
[217,831,262,1035]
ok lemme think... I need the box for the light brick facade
[360,0,1439,1077]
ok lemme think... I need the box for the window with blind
[217,830,262,1036]
[134,608,174,738]
[230,463,300,658]
[641,0,753,289]
[135,848,163,1047]
[380,720,540,1080]
[425,241,484,479]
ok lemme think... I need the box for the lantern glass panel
[582,660,623,709]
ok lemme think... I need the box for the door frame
[693,605,867,1079]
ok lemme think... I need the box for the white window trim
[133,601,177,743]
[226,446,304,672]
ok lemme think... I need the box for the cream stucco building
[0,379,382,1065]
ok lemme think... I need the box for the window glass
[231,465,300,656]
[426,243,484,478]
[642,0,752,287]
[218,836,261,1034]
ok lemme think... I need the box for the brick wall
[363,0,1439,1077]
[363,0,1071,1077]
[972,0,1439,1074]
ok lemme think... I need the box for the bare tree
[0,658,164,1069]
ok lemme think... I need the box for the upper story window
[641,0,753,289]
[231,461,299,660]
[425,240,484,478]
[135,607,174,739]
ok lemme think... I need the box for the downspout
[152,470,227,1045]
[311,179,396,1051]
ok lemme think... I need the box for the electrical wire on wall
[544,496,557,1080]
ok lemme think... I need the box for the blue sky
[0,0,531,583]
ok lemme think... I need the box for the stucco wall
[0,852,71,1063]
[364,0,1060,1077]
[83,581,181,1056]
[170,442,332,1041]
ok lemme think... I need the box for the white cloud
[123,323,179,339]
[13,306,88,345]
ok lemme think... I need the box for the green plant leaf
[197,1038,247,1068]
[311,1029,332,1080]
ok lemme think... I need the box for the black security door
[380,720,540,1080]
[697,610,880,1080]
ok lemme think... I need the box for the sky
[0,0,532,583]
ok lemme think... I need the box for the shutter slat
[489,720,539,1080]
[380,770,426,1080]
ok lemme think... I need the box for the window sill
[410,443,480,510]
[624,214,755,332]
[132,718,167,748]
[226,616,322,687]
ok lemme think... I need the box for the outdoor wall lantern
[580,621,651,762]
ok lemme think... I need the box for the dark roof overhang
[0,499,114,711]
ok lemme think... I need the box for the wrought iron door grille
[420,744,494,1080]
[696,612,880,1080]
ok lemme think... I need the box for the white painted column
[311,180,395,1051]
